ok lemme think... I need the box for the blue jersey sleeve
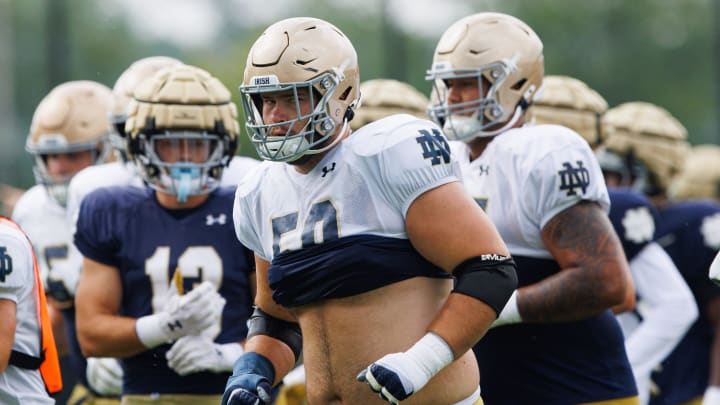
[73,187,126,268]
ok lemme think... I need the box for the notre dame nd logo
[0,246,12,283]
[558,160,591,196]
[416,129,450,165]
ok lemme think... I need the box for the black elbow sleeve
[247,307,303,362]
[452,254,518,314]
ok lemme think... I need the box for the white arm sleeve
[624,242,698,381]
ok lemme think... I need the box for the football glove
[135,281,225,348]
[167,335,244,376]
[222,352,274,405]
[357,333,454,404]
[46,261,80,307]
[86,357,123,396]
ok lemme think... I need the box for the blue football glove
[222,352,275,405]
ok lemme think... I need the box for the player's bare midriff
[293,276,480,405]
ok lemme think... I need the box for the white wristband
[494,290,521,327]
[404,332,454,391]
[702,386,720,405]
[135,314,170,348]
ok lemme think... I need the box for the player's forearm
[518,264,627,322]
[244,335,297,386]
[77,313,147,358]
[427,293,496,358]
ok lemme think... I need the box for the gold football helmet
[240,17,360,162]
[426,12,544,141]
[26,80,113,206]
[669,144,720,202]
[110,56,183,160]
[530,75,608,146]
[599,101,689,196]
[125,65,239,202]
[350,79,429,130]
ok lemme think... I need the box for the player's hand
[167,335,244,375]
[86,357,123,396]
[222,353,275,405]
[136,281,226,348]
[356,333,454,404]
[357,353,418,404]
[46,262,80,307]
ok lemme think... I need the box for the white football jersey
[12,185,71,285]
[220,156,262,187]
[0,222,52,404]
[451,124,610,258]
[234,114,460,262]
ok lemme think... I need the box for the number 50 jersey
[233,114,457,308]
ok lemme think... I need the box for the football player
[426,13,639,404]
[350,78,430,130]
[532,75,698,405]
[74,65,256,405]
[599,102,720,405]
[223,17,515,405]
[12,80,115,404]
[45,56,182,404]
[0,217,60,404]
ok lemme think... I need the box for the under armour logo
[321,162,336,178]
[478,165,489,176]
[166,319,183,332]
[206,214,227,226]
[558,161,590,196]
[416,129,451,166]
[0,247,11,283]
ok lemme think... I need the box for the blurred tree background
[0,0,717,198]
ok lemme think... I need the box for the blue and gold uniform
[75,185,254,396]
[452,125,637,404]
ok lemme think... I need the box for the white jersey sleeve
[0,224,33,303]
[0,224,51,402]
[233,162,271,261]
[514,125,610,228]
[350,114,461,216]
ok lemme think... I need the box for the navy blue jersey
[650,200,720,405]
[608,189,659,261]
[75,186,255,395]
[474,256,637,405]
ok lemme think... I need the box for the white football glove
[166,335,244,376]
[136,281,226,348]
[357,333,453,404]
[86,357,123,396]
[46,260,80,306]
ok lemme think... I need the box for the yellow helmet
[669,144,720,202]
[350,79,429,130]
[240,17,360,162]
[125,64,239,202]
[426,12,544,140]
[600,101,689,195]
[26,80,113,206]
[110,56,183,159]
[530,75,608,146]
